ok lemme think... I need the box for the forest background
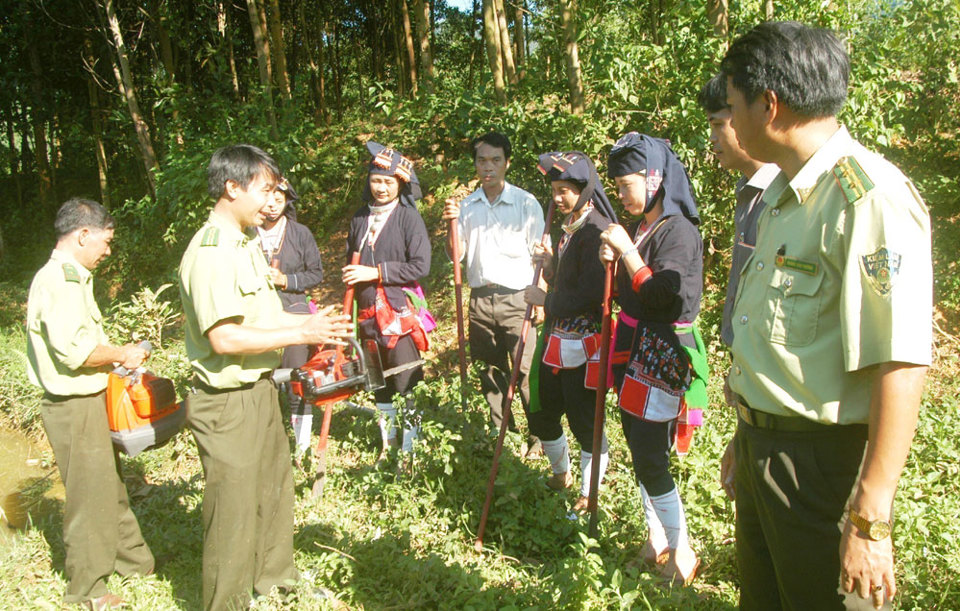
[0,0,958,609]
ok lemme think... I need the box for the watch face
[869,521,892,541]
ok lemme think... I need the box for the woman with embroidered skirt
[599,133,708,585]
[343,142,431,457]
[523,152,619,512]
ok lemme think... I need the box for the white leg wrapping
[649,486,690,550]
[401,424,419,453]
[579,446,610,498]
[377,402,398,445]
[541,434,570,475]
[640,484,669,552]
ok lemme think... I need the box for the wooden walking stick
[588,261,615,538]
[450,218,469,411]
[311,251,360,498]
[474,201,556,552]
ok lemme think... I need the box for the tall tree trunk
[392,0,406,96]
[707,0,728,37]
[513,1,525,68]
[482,0,506,103]
[217,1,241,98]
[5,102,23,210]
[493,0,517,84]
[332,21,343,121]
[83,37,110,208]
[649,0,664,45]
[101,0,160,195]
[559,0,584,114]
[267,0,291,99]
[765,0,774,19]
[246,0,279,137]
[401,0,418,96]
[300,2,328,124]
[468,0,479,88]
[412,0,434,93]
[149,0,176,81]
[24,25,53,210]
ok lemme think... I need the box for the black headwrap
[275,178,300,221]
[536,151,617,222]
[607,132,700,225]
[362,141,422,207]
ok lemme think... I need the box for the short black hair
[720,21,849,118]
[54,198,114,239]
[471,131,512,161]
[698,73,728,113]
[207,144,280,198]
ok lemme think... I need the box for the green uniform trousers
[40,391,154,605]
[734,417,868,610]
[187,378,298,611]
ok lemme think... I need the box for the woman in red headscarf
[343,142,431,458]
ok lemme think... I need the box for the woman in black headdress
[523,151,619,512]
[256,177,325,455]
[343,142,431,457]
[599,133,708,585]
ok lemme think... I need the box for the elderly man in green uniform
[720,22,931,610]
[179,144,352,610]
[26,198,154,610]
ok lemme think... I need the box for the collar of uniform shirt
[208,210,255,245]
[50,248,92,282]
[763,126,853,209]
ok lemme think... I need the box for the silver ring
[872,584,883,593]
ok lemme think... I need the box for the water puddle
[0,427,63,540]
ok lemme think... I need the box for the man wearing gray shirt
[698,74,778,499]
[443,132,545,454]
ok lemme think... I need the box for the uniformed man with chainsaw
[720,22,931,610]
[178,144,352,610]
[26,198,155,610]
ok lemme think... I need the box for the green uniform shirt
[179,211,283,389]
[26,249,110,396]
[729,127,932,425]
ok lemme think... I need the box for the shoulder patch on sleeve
[61,263,81,283]
[860,246,901,296]
[200,226,220,247]
[832,156,876,204]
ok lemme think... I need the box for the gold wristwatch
[849,509,892,541]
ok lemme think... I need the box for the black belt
[735,396,837,433]
[471,284,520,296]
[192,371,272,395]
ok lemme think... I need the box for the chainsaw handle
[112,341,153,377]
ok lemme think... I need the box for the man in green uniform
[26,198,154,610]
[178,144,351,610]
[720,22,931,610]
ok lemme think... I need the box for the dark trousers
[187,379,298,611]
[468,287,536,430]
[734,418,867,611]
[41,391,154,604]
[529,363,598,453]
[620,410,676,496]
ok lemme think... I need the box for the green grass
[2,282,959,609]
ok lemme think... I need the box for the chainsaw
[272,252,424,497]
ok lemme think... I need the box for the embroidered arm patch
[860,247,901,296]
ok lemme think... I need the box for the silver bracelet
[622,246,638,257]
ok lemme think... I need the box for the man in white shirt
[443,132,545,450]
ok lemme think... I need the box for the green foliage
[105,283,179,350]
